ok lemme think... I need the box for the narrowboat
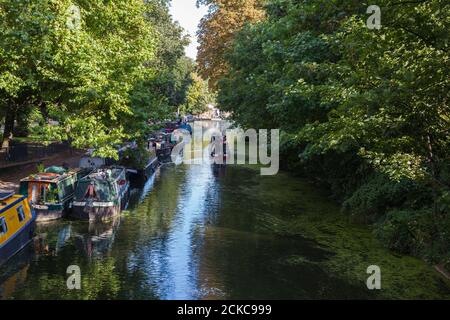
[178,122,193,135]
[0,190,36,266]
[71,166,130,222]
[149,131,176,161]
[164,121,180,134]
[19,166,89,222]
[120,144,159,184]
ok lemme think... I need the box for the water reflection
[160,163,213,299]
[0,245,34,299]
[0,121,449,299]
[31,219,120,260]
[73,219,120,258]
[128,168,159,207]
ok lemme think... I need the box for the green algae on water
[238,166,450,299]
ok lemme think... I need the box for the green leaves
[0,0,192,158]
[182,72,213,115]
[217,0,450,260]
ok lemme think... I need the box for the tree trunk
[39,102,49,122]
[3,106,16,142]
[14,106,31,137]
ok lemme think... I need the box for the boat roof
[0,190,15,201]
[149,131,170,139]
[20,169,78,184]
[80,166,125,182]
[0,192,25,214]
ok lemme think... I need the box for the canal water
[1,123,450,299]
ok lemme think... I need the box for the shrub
[375,206,450,263]
[342,174,431,222]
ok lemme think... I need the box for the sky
[169,0,209,60]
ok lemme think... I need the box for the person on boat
[85,182,97,200]
[210,135,221,157]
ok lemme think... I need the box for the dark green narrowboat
[19,167,89,222]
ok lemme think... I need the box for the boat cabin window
[62,177,74,197]
[76,180,112,201]
[40,185,46,201]
[17,205,26,222]
[31,184,37,203]
[0,217,7,235]
[25,182,60,204]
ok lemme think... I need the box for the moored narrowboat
[19,166,89,222]
[149,131,176,161]
[71,166,130,222]
[164,121,180,134]
[0,191,36,266]
[121,144,159,184]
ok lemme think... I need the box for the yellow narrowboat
[0,190,36,266]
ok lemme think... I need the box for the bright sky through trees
[169,0,208,60]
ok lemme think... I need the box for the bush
[375,207,450,263]
[375,209,428,255]
[342,174,431,222]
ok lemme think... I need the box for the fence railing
[0,142,71,167]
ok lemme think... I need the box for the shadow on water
[1,121,450,299]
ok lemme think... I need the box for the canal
[1,123,450,299]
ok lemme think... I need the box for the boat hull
[157,147,172,161]
[71,166,130,222]
[32,204,66,222]
[0,218,35,266]
[70,204,120,222]
[128,158,159,185]
[34,207,65,222]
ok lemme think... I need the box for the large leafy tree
[196,0,265,89]
[0,0,193,158]
[126,1,194,142]
[182,72,213,115]
[0,0,82,140]
[0,0,156,155]
[147,0,189,69]
[218,0,450,262]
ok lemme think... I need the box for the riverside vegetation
[1,0,449,273]
[197,0,450,267]
[0,0,213,157]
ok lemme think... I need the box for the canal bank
[0,150,83,191]
[1,156,449,299]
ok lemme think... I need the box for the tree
[0,0,194,158]
[126,1,195,144]
[0,0,77,140]
[146,0,190,69]
[182,72,213,115]
[217,0,450,262]
[196,0,265,89]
